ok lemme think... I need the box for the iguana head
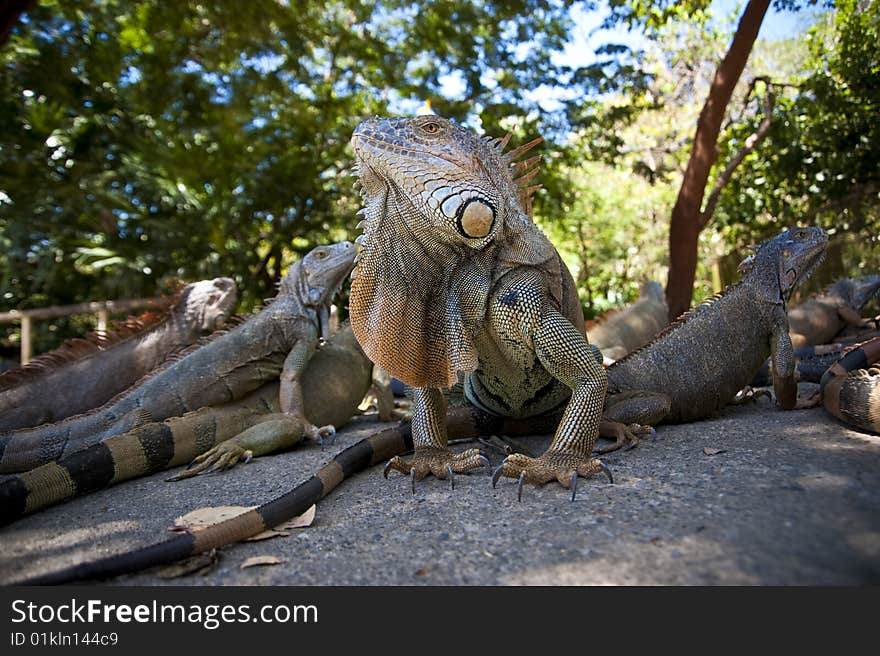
[176,277,238,333]
[281,241,356,339]
[827,274,880,310]
[738,226,828,302]
[349,115,556,387]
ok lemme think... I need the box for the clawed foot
[732,386,773,405]
[167,442,253,481]
[596,419,655,454]
[383,447,489,494]
[492,451,613,502]
[305,423,336,449]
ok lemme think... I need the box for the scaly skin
[818,336,880,434]
[0,324,377,525]
[595,227,829,453]
[0,242,355,473]
[788,274,880,348]
[587,280,668,363]
[0,278,237,431]
[349,115,607,496]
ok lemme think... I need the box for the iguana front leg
[280,333,335,445]
[492,305,611,500]
[771,319,798,410]
[384,387,488,491]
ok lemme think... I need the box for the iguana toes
[595,227,828,453]
[0,242,355,473]
[0,324,380,525]
[349,115,608,496]
[0,278,237,432]
[817,336,880,434]
[587,280,668,363]
[788,274,880,348]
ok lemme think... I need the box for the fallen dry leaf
[240,556,284,569]
[703,447,727,456]
[244,529,290,542]
[169,505,256,533]
[277,504,316,530]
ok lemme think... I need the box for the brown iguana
[0,278,237,432]
[0,242,355,473]
[594,226,829,453]
[0,324,388,525]
[816,336,880,434]
[348,115,609,496]
[788,274,880,348]
[587,280,668,363]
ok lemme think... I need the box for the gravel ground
[2,399,878,585]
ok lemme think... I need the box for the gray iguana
[0,324,390,525]
[595,226,828,453]
[0,277,237,432]
[788,274,880,348]
[348,115,609,496]
[587,280,668,363]
[0,242,355,473]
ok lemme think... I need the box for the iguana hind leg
[383,388,488,490]
[596,390,671,454]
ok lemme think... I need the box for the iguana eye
[421,121,441,135]
[314,250,327,259]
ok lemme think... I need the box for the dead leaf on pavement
[245,529,290,542]
[169,505,256,533]
[157,550,220,579]
[240,556,284,569]
[277,504,316,530]
[703,447,727,456]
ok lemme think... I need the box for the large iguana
[348,115,609,496]
[816,336,880,434]
[594,226,829,453]
[0,324,385,525]
[788,274,880,348]
[587,280,668,363]
[0,242,355,473]
[0,278,237,432]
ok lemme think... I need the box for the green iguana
[348,115,609,496]
[587,280,668,363]
[0,278,237,432]
[594,226,829,453]
[788,274,880,348]
[0,242,355,473]
[0,324,387,525]
[817,336,880,434]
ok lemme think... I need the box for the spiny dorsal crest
[486,130,545,215]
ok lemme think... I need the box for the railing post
[96,309,108,337]
[20,315,32,366]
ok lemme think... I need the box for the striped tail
[19,423,414,585]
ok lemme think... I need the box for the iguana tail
[820,336,880,434]
[18,406,557,585]
[19,423,415,585]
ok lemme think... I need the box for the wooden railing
[0,298,161,366]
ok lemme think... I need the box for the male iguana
[0,242,355,473]
[788,274,880,348]
[0,324,387,525]
[594,227,829,453]
[0,278,237,432]
[587,280,668,363]
[348,115,608,496]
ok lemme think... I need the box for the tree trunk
[0,0,36,48]
[665,0,771,321]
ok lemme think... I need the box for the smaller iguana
[592,226,829,453]
[587,280,668,363]
[0,277,237,432]
[788,274,880,348]
[0,242,355,474]
[0,325,389,525]
[815,336,880,434]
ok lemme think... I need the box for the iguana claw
[596,420,655,454]
[167,443,252,481]
[492,452,612,501]
[383,447,488,492]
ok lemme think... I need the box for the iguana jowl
[0,277,237,432]
[349,115,608,494]
[596,227,828,451]
[0,242,355,473]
